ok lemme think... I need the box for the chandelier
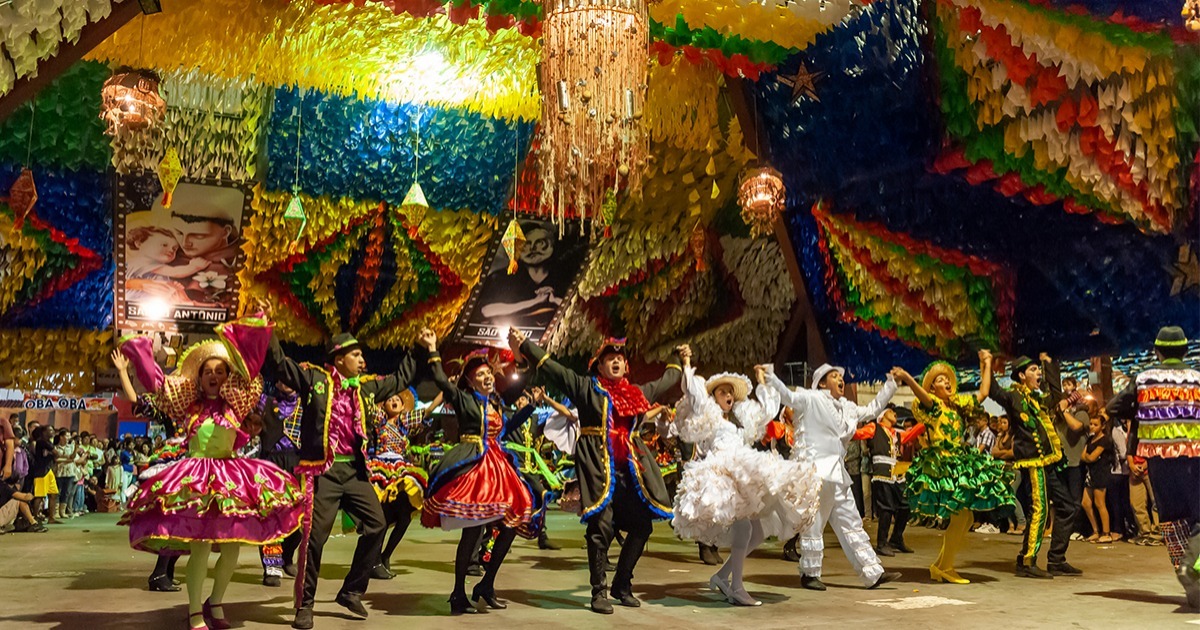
[738,166,786,238]
[1187,0,1200,31]
[100,67,166,135]
[538,0,649,230]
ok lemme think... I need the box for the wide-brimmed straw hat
[705,372,752,402]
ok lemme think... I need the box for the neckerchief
[596,376,650,417]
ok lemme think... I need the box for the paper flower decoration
[157,147,182,207]
[501,218,526,275]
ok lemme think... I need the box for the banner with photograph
[114,177,250,332]
[456,218,589,347]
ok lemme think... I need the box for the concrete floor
[0,512,1193,629]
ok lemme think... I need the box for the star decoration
[777,63,824,105]
[1168,243,1199,296]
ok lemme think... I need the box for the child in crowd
[1080,415,1115,543]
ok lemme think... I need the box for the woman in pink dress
[112,314,304,629]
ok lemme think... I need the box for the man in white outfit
[759,362,903,590]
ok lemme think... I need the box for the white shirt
[765,371,898,484]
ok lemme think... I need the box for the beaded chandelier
[738,166,786,238]
[100,67,166,135]
[538,0,648,230]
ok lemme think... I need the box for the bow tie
[340,377,360,390]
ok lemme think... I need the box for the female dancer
[895,351,1014,584]
[416,331,544,615]
[367,389,435,579]
[672,362,819,605]
[112,315,305,629]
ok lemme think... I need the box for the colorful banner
[456,218,589,347]
[115,177,250,332]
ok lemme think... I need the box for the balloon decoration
[811,199,1014,359]
[0,0,120,97]
[932,0,1197,234]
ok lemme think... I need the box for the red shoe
[203,599,232,630]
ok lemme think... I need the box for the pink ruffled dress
[119,318,305,555]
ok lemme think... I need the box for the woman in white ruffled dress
[671,361,820,606]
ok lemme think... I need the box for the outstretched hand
[754,365,767,385]
[889,367,909,381]
[110,349,129,372]
[507,327,527,353]
[417,327,437,351]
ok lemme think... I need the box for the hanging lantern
[8,168,37,227]
[738,165,785,238]
[538,0,649,229]
[100,67,166,135]
[501,219,527,275]
[157,147,182,208]
[399,181,430,236]
[689,224,707,272]
[283,193,307,255]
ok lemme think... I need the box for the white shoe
[977,524,999,534]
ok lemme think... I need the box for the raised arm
[758,365,817,415]
[640,346,687,402]
[512,331,593,405]
[216,313,273,380]
[363,350,421,403]
[418,330,475,414]
[503,401,537,439]
[853,370,900,425]
[263,332,310,395]
[1040,352,1063,403]
[110,350,139,403]
[895,366,934,409]
[975,350,993,403]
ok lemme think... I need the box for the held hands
[978,349,993,365]
[417,328,437,352]
[754,365,768,385]
[674,344,693,363]
[888,367,909,382]
[1039,352,1052,363]
[110,349,129,372]
[507,327,528,353]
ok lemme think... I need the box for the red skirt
[421,439,534,531]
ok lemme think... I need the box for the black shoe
[1015,563,1054,579]
[782,539,800,562]
[874,545,895,557]
[263,574,282,587]
[148,575,180,592]
[590,592,614,614]
[472,586,508,610]
[1047,562,1083,576]
[292,608,314,630]
[890,542,914,554]
[449,593,482,616]
[869,571,902,589]
[467,564,485,577]
[604,558,615,572]
[800,575,826,591]
[335,591,369,618]
[538,532,561,550]
[283,563,298,578]
[370,564,394,580]
[699,544,722,566]
[611,590,641,607]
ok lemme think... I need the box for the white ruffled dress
[671,369,821,546]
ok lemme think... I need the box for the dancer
[851,404,923,558]
[257,382,304,586]
[417,332,544,615]
[263,324,427,630]
[987,353,1082,578]
[758,362,903,590]
[894,352,1014,584]
[367,388,434,580]
[671,361,819,606]
[504,389,563,551]
[1107,326,1200,609]
[511,329,687,614]
[112,316,305,630]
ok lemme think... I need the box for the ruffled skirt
[906,445,1015,519]
[122,456,304,555]
[368,453,427,510]
[421,440,536,536]
[672,445,820,546]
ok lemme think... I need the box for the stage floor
[0,511,1193,629]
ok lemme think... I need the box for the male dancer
[988,353,1082,578]
[853,404,923,556]
[759,363,903,589]
[263,328,428,630]
[258,382,304,586]
[1107,326,1200,609]
[510,329,688,614]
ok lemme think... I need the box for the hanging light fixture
[1186,0,1200,31]
[738,165,786,238]
[538,0,649,229]
[100,66,166,135]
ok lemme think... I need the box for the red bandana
[596,376,651,418]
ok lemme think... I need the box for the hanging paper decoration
[100,67,166,135]
[777,62,823,105]
[0,0,119,98]
[1168,243,1200,296]
[538,0,649,228]
[689,224,707,271]
[157,147,182,207]
[283,193,307,254]
[737,165,785,238]
[501,219,526,275]
[601,189,617,238]
[6,168,37,226]
[399,181,430,230]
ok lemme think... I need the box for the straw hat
[705,372,752,402]
[176,339,233,382]
[920,361,958,396]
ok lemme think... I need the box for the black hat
[326,333,361,358]
[456,349,493,390]
[883,403,914,422]
[588,338,628,373]
[1155,326,1188,348]
[1010,355,1036,380]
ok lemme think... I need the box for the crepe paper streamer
[0,0,119,98]
[0,328,114,395]
[0,61,111,171]
[158,148,183,208]
[501,218,525,275]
